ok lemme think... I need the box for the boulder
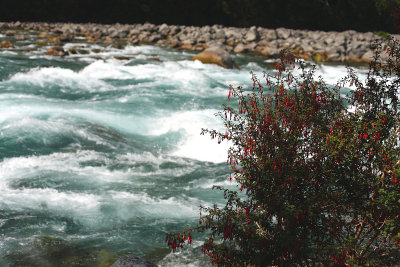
[215,29,226,40]
[158,23,169,34]
[234,43,246,53]
[0,40,13,48]
[45,46,68,56]
[359,50,374,63]
[245,26,259,42]
[111,255,157,267]
[192,46,239,69]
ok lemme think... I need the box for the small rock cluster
[0,21,394,63]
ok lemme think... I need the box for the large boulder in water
[191,46,239,69]
[110,255,158,267]
[45,46,68,56]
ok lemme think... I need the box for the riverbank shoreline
[0,21,395,63]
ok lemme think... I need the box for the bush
[166,38,400,266]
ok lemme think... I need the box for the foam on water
[147,109,229,163]
[6,66,113,93]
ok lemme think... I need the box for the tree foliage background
[1,0,400,33]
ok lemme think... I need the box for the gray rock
[245,26,259,42]
[215,29,226,40]
[225,28,242,40]
[158,23,169,34]
[262,30,277,41]
[276,28,291,39]
[111,255,157,267]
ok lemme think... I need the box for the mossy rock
[37,41,48,46]
[312,51,328,62]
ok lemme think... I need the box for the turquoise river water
[0,40,367,266]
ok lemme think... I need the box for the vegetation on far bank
[1,0,400,33]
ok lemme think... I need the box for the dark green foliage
[166,39,400,266]
[1,0,400,33]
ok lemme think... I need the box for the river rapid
[0,42,366,266]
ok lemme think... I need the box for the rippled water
[0,41,366,266]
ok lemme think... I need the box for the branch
[355,217,367,242]
[255,221,267,237]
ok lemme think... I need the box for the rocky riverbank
[0,21,395,64]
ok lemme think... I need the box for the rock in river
[191,46,239,69]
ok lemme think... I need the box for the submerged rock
[111,255,158,267]
[191,46,239,69]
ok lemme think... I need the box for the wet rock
[14,34,25,40]
[0,40,13,48]
[111,255,157,267]
[68,47,78,54]
[103,36,113,44]
[45,46,68,56]
[36,41,48,46]
[59,34,73,42]
[191,46,239,69]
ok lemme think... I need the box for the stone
[234,43,249,53]
[360,50,374,63]
[13,21,21,28]
[158,23,169,33]
[45,46,68,56]
[245,26,259,42]
[262,30,277,41]
[225,28,242,40]
[215,29,226,40]
[38,32,51,39]
[276,28,291,39]
[259,47,280,58]
[5,30,15,36]
[14,34,25,40]
[59,34,73,42]
[191,46,239,69]
[0,40,13,48]
[111,255,157,267]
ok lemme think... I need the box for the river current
[0,42,365,266]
